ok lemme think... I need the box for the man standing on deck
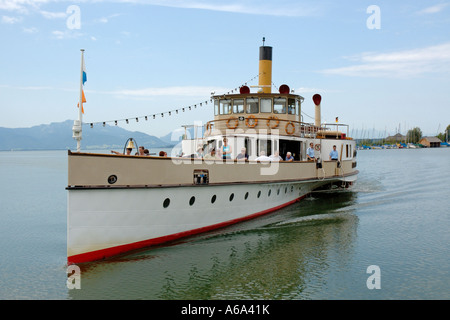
[307,142,315,161]
[329,145,339,160]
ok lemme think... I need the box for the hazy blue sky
[1,0,449,139]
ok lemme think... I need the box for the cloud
[320,42,450,78]
[40,9,67,19]
[1,15,22,23]
[417,3,449,14]
[22,26,38,33]
[51,29,83,39]
[113,0,320,17]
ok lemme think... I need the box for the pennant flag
[82,60,87,85]
[77,89,86,114]
[335,117,339,123]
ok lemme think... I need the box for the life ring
[226,117,239,129]
[205,122,212,135]
[266,116,279,129]
[285,122,295,135]
[314,144,321,151]
[245,115,258,128]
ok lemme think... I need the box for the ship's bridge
[205,86,321,137]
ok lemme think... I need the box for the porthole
[229,193,234,201]
[291,186,294,192]
[244,192,249,200]
[285,187,287,193]
[277,189,280,195]
[268,189,271,197]
[107,175,117,184]
[257,190,261,198]
[163,198,170,208]
[189,196,195,206]
[211,195,216,204]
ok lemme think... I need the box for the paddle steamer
[67,43,358,264]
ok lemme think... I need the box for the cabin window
[296,99,300,116]
[246,98,259,114]
[346,144,349,158]
[260,98,272,113]
[219,99,232,115]
[214,100,219,116]
[233,99,244,114]
[258,139,272,156]
[273,98,286,114]
[288,98,296,115]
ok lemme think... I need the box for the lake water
[0,148,449,300]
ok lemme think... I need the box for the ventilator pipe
[313,94,321,128]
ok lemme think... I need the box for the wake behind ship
[67,42,358,264]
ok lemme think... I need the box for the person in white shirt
[306,142,315,161]
[255,151,271,162]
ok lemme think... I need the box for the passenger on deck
[236,147,248,161]
[306,142,315,161]
[269,151,283,161]
[255,151,271,162]
[138,146,146,156]
[204,148,218,160]
[111,148,132,155]
[144,149,150,156]
[329,145,339,160]
[285,152,294,162]
[159,151,167,157]
[196,147,204,158]
[222,138,232,159]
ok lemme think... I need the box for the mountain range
[0,120,176,151]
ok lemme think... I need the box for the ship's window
[260,98,272,113]
[214,100,219,116]
[291,186,294,192]
[229,193,234,201]
[246,98,259,114]
[257,190,261,198]
[189,196,195,206]
[211,195,216,204]
[219,99,232,115]
[274,98,286,114]
[268,189,272,197]
[346,144,349,158]
[288,98,296,115]
[296,99,300,116]
[258,139,272,156]
[163,198,170,208]
[277,189,280,195]
[244,192,249,200]
[233,99,244,114]
[285,187,287,193]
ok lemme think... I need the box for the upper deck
[205,87,318,138]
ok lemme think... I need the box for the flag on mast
[78,56,87,114]
[77,90,86,113]
[82,59,87,85]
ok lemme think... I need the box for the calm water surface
[0,148,449,300]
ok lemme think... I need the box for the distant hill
[0,120,175,151]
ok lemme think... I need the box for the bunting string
[85,75,259,128]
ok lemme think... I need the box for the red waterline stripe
[67,195,307,265]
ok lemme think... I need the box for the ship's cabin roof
[212,91,304,123]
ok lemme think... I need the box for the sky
[1,0,450,141]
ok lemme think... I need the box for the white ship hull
[67,177,353,264]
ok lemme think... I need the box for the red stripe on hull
[68,195,306,265]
